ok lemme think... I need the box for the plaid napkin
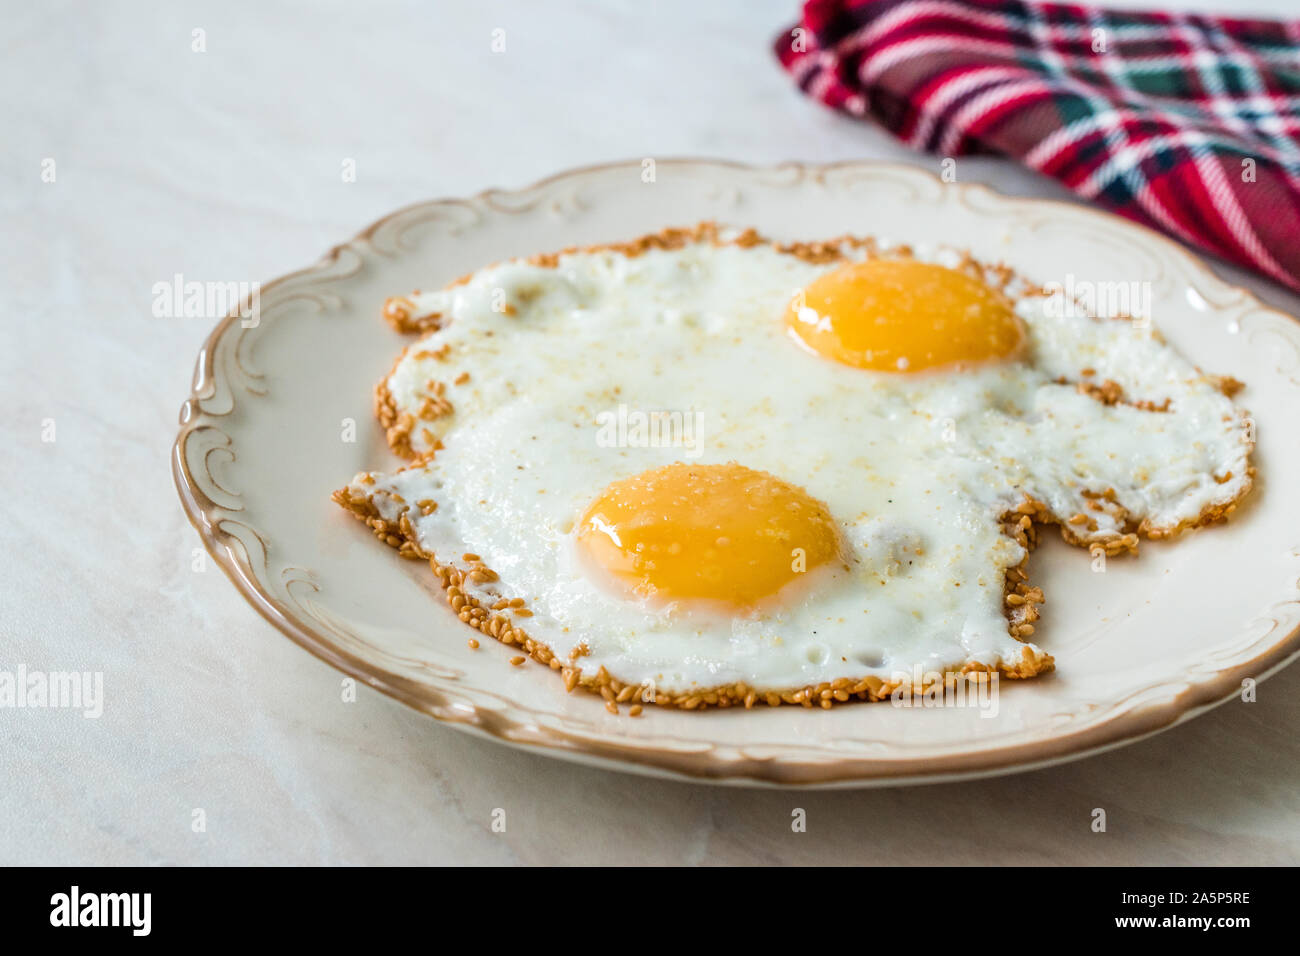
[775,0,1300,291]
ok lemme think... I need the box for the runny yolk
[784,259,1025,373]
[575,463,842,610]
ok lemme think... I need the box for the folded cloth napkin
[775,0,1300,291]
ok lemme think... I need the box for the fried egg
[335,225,1254,708]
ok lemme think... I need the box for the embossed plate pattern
[173,160,1300,787]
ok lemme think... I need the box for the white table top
[5,0,1299,865]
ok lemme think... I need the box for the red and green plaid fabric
[775,0,1300,290]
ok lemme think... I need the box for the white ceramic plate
[174,159,1300,787]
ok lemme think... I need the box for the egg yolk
[575,463,842,609]
[784,259,1024,372]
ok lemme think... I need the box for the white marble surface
[3,0,1299,865]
